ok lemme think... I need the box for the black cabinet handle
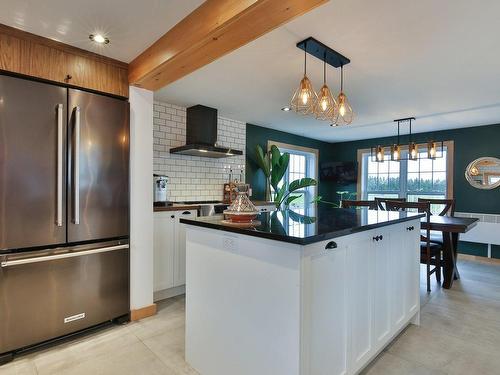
[325,241,338,250]
[170,215,175,219]
[182,211,191,215]
[379,235,383,241]
[373,235,383,242]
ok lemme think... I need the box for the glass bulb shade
[332,92,353,125]
[409,142,418,160]
[428,141,437,159]
[375,145,384,162]
[391,144,401,161]
[313,84,337,120]
[290,75,317,115]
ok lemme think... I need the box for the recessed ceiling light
[281,106,291,112]
[89,34,109,44]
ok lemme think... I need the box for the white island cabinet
[182,209,422,375]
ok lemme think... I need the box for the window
[359,141,453,208]
[268,141,318,214]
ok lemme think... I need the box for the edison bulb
[301,90,309,105]
[321,99,328,111]
[339,104,346,117]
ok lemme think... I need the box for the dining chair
[385,200,442,293]
[342,200,378,210]
[418,198,456,245]
[375,197,406,211]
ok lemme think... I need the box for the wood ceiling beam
[128,0,328,91]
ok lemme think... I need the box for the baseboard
[154,285,185,302]
[130,303,157,321]
[458,253,500,265]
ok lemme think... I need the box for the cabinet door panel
[405,227,420,317]
[154,213,176,291]
[390,229,406,331]
[347,237,374,373]
[175,210,197,287]
[307,245,348,375]
[372,236,392,350]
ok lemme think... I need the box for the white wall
[153,101,246,201]
[129,86,154,310]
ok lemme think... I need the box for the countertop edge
[154,205,200,212]
[180,213,425,245]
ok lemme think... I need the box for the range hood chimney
[169,105,243,158]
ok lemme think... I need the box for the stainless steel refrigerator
[0,74,130,360]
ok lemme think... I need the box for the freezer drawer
[0,242,129,354]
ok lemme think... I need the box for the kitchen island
[180,207,423,375]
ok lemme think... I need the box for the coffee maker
[153,174,168,203]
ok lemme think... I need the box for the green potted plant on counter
[255,144,317,210]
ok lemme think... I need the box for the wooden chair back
[418,198,455,216]
[342,200,378,210]
[375,197,406,211]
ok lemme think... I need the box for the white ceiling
[156,0,500,142]
[0,0,204,62]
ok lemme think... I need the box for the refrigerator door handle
[74,106,81,225]
[56,104,63,227]
[1,244,129,268]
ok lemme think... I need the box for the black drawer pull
[406,225,415,231]
[373,235,383,242]
[379,235,383,241]
[182,211,191,215]
[325,241,338,250]
[170,215,175,219]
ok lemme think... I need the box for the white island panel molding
[184,214,421,375]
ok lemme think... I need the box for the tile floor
[2,258,500,375]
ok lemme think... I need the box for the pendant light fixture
[332,65,354,125]
[313,53,337,120]
[375,145,385,162]
[427,140,437,159]
[290,41,317,115]
[408,117,418,161]
[391,119,402,161]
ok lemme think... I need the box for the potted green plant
[255,144,317,210]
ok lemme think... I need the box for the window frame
[267,140,319,213]
[357,140,454,200]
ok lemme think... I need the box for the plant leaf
[289,178,317,193]
[274,184,287,207]
[255,145,270,178]
[271,151,289,191]
[285,195,301,206]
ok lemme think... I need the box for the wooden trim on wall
[130,303,157,321]
[0,23,127,69]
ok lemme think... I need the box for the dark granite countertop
[180,206,425,245]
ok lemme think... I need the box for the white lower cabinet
[154,210,197,294]
[303,221,420,375]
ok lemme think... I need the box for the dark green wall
[246,124,336,201]
[328,123,500,214]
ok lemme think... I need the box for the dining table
[421,216,479,289]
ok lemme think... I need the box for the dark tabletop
[422,216,479,233]
[180,206,424,245]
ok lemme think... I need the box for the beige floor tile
[361,351,445,375]
[0,358,37,375]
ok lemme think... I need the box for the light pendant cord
[397,120,400,145]
[304,42,307,76]
[340,64,344,92]
[323,52,327,84]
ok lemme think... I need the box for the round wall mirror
[465,157,500,189]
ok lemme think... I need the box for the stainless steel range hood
[170,105,243,158]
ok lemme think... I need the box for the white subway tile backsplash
[153,100,246,202]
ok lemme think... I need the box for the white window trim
[356,140,454,199]
[267,140,319,201]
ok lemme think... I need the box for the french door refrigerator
[0,74,130,361]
